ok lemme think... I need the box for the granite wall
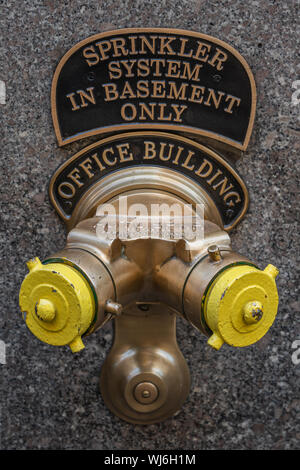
[0,0,299,450]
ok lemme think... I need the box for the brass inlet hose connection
[183,254,279,350]
[20,257,96,353]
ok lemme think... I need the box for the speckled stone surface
[0,0,299,450]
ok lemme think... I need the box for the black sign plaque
[52,28,256,150]
[49,132,249,230]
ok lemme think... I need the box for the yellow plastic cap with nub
[203,264,279,350]
[19,257,95,353]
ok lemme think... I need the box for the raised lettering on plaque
[51,28,256,151]
[49,132,249,230]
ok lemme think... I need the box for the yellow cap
[19,257,96,353]
[203,264,279,350]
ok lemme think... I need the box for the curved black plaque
[52,28,256,150]
[49,132,249,230]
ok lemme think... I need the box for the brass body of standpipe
[19,174,279,424]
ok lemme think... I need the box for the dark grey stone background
[0,0,299,450]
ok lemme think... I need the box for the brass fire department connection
[19,170,279,424]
